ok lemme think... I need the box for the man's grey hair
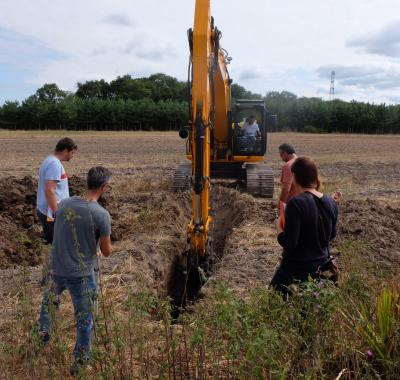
[87,167,112,190]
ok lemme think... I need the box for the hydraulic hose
[194,112,204,195]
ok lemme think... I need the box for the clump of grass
[342,286,400,375]
[136,206,164,230]
[1,236,399,379]
[2,273,400,379]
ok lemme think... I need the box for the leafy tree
[231,83,261,100]
[35,83,67,102]
[109,75,151,100]
[1,74,399,133]
[147,73,187,102]
[0,101,19,129]
[76,80,110,100]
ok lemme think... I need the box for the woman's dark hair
[55,137,77,152]
[291,156,321,190]
[87,167,112,190]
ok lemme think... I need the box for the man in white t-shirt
[242,115,260,149]
[37,137,77,244]
[243,115,260,136]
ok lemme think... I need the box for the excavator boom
[188,0,213,256]
[169,0,274,312]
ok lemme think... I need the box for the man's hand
[275,208,283,235]
[331,191,343,205]
[275,216,283,234]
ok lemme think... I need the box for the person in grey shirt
[37,166,113,375]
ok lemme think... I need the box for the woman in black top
[270,156,339,295]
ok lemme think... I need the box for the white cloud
[103,13,134,27]
[347,20,400,58]
[0,0,400,103]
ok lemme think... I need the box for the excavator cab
[174,97,274,198]
[232,99,267,156]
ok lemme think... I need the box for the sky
[0,0,400,105]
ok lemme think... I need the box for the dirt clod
[0,176,41,268]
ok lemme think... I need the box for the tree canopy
[1,74,399,133]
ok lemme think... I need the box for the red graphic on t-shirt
[61,172,68,180]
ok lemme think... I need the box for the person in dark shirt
[270,156,339,296]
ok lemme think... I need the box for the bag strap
[307,192,333,247]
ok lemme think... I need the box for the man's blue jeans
[38,273,97,360]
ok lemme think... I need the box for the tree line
[263,91,400,134]
[0,74,189,131]
[1,73,399,133]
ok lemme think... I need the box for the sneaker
[38,331,50,346]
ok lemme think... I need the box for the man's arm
[99,236,112,257]
[278,164,292,207]
[97,210,112,257]
[278,184,290,207]
[44,180,58,214]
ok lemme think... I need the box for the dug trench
[1,175,400,306]
[0,174,276,313]
[0,175,252,298]
[166,187,249,314]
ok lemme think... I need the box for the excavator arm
[171,0,274,312]
[188,0,214,256]
[187,3,232,161]
[169,0,230,310]
[188,0,233,254]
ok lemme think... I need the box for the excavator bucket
[168,251,210,319]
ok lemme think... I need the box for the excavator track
[172,163,192,192]
[246,163,274,198]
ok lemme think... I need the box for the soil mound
[0,176,41,268]
[68,175,86,196]
[0,175,123,269]
[338,199,400,272]
[212,196,400,295]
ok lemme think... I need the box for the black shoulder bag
[310,193,339,284]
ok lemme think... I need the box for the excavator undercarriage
[173,162,274,198]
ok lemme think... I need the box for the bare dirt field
[0,131,399,377]
[0,131,399,292]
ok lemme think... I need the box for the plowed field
[0,131,399,296]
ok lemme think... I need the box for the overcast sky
[1,0,400,105]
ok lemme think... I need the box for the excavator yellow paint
[182,0,274,257]
[189,0,212,255]
[169,0,274,310]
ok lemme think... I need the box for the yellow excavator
[169,0,274,309]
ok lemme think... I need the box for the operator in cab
[243,115,261,149]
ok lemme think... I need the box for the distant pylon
[329,70,335,100]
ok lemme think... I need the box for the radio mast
[329,70,335,100]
